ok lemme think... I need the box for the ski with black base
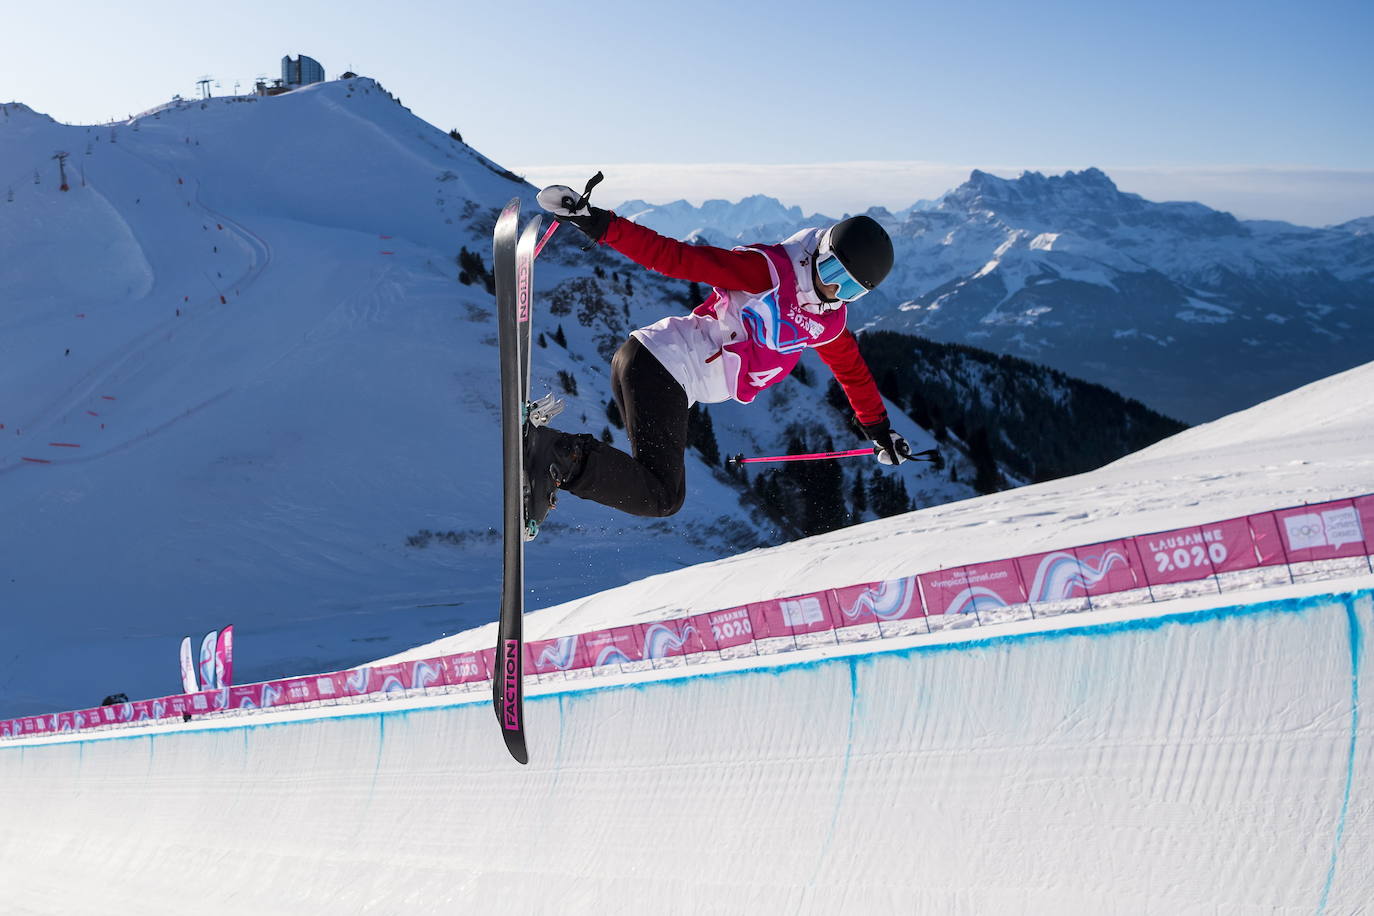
[492,198,528,763]
[491,200,555,764]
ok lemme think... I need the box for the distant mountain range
[616,168,1374,423]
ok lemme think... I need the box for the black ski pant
[564,336,689,517]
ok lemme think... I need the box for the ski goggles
[814,234,871,302]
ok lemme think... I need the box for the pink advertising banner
[314,671,350,700]
[526,635,587,674]
[1134,516,1262,585]
[227,685,265,710]
[411,658,444,689]
[749,594,836,638]
[1019,539,1145,602]
[641,617,708,660]
[829,577,924,627]
[1271,499,1369,562]
[1358,496,1374,550]
[368,663,414,694]
[341,668,372,697]
[919,559,1026,616]
[696,606,755,650]
[1245,513,1288,568]
[583,626,645,667]
[280,676,322,705]
[442,652,488,685]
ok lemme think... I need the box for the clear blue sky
[5,0,1372,223]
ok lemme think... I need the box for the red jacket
[600,215,889,427]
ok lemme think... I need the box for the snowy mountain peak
[616,193,825,244]
[1,102,57,127]
[943,167,1133,217]
[1335,216,1374,236]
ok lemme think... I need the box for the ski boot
[522,425,599,540]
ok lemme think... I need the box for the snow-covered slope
[3,352,1371,911]
[618,169,1374,424]
[0,83,968,718]
[386,358,1374,659]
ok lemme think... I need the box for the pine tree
[849,473,868,521]
[969,427,1000,494]
[869,471,911,519]
[687,405,721,466]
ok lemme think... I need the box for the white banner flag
[179,637,199,694]
[199,630,219,691]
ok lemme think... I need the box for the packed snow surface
[3,345,1373,913]
[3,580,1371,913]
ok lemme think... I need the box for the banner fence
[4,493,1372,741]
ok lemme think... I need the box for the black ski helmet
[817,215,894,296]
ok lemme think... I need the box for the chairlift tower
[52,151,70,192]
[197,76,213,100]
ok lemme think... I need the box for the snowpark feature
[2,581,1371,912]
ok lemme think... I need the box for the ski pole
[728,447,942,466]
[533,220,559,259]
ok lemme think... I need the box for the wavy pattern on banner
[261,685,282,708]
[842,578,918,621]
[537,636,580,672]
[380,676,406,694]
[1029,550,1128,602]
[596,646,632,667]
[943,587,1009,616]
[412,661,440,688]
[643,622,697,659]
[346,669,369,695]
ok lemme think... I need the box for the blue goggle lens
[815,251,869,302]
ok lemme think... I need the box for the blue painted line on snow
[6,588,1371,753]
[1318,595,1363,914]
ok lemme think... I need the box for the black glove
[537,172,610,244]
[860,418,912,466]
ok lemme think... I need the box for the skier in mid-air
[523,177,910,526]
